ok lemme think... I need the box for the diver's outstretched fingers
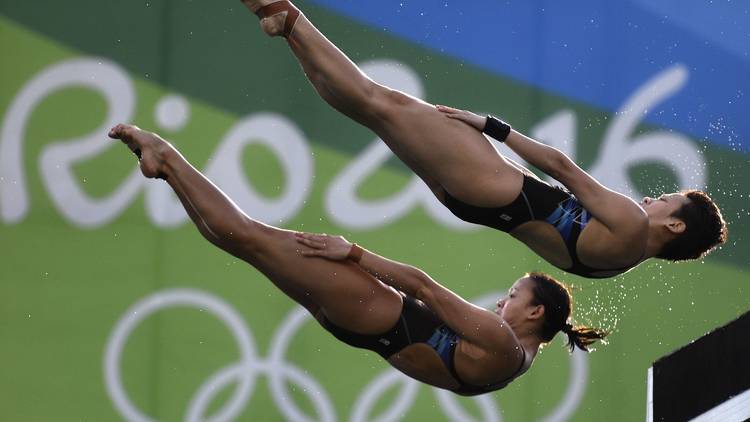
[435,105,485,130]
[294,232,353,260]
[295,234,326,249]
[435,104,460,113]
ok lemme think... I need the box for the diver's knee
[231,218,278,258]
[369,87,415,121]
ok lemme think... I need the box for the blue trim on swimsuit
[426,325,459,366]
[545,196,592,246]
[443,175,637,278]
[323,297,526,396]
[425,324,526,396]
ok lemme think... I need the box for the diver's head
[497,272,608,352]
[494,275,541,329]
[642,190,728,261]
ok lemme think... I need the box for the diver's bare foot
[108,124,172,179]
[241,0,301,37]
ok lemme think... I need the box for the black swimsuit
[443,175,635,278]
[320,293,526,396]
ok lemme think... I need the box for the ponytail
[562,324,609,353]
[527,272,609,353]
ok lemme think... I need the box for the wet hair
[657,190,728,262]
[526,272,608,353]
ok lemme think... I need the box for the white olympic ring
[104,288,588,421]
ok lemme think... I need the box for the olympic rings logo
[104,288,588,421]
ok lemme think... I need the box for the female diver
[108,124,607,395]
[238,0,727,278]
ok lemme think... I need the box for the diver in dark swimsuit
[320,291,528,396]
[239,0,728,279]
[442,169,632,279]
[108,124,607,395]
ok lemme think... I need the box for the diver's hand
[295,232,353,261]
[435,104,486,131]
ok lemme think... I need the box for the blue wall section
[308,0,750,152]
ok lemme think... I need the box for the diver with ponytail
[525,272,608,352]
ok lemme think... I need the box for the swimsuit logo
[500,214,512,221]
[379,338,391,346]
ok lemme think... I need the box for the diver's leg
[109,124,402,333]
[244,1,524,206]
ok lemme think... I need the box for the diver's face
[640,192,690,221]
[494,277,537,326]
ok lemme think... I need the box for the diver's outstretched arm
[436,105,648,233]
[295,233,520,356]
[295,232,426,297]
